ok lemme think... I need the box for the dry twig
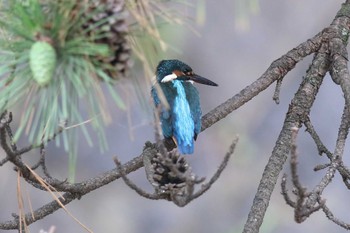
[114,136,239,207]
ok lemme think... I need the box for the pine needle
[25,164,93,233]
[17,171,29,233]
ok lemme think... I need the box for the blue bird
[151,59,218,154]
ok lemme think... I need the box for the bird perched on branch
[151,59,218,154]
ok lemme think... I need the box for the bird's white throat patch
[161,73,178,83]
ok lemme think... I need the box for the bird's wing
[151,85,173,138]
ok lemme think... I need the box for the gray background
[0,0,348,232]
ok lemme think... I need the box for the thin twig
[191,136,239,199]
[289,127,325,222]
[321,199,350,230]
[113,156,162,200]
[280,174,296,208]
[304,119,332,157]
[273,78,282,104]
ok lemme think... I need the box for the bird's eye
[182,69,193,76]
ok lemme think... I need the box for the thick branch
[242,2,350,232]
[243,43,330,233]
[201,33,322,131]
[0,155,143,229]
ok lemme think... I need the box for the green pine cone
[29,41,57,86]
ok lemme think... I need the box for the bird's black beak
[190,74,218,86]
[178,74,218,86]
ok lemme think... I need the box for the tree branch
[201,33,323,131]
[242,42,330,233]
[242,2,350,232]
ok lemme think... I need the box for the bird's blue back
[151,80,201,154]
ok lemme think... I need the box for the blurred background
[1,0,349,232]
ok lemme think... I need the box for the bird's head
[156,59,218,86]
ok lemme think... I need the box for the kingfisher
[151,59,218,154]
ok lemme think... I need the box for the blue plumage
[171,80,196,154]
[151,60,218,154]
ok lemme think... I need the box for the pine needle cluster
[0,0,128,151]
[0,0,189,179]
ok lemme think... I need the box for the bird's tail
[177,140,194,154]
